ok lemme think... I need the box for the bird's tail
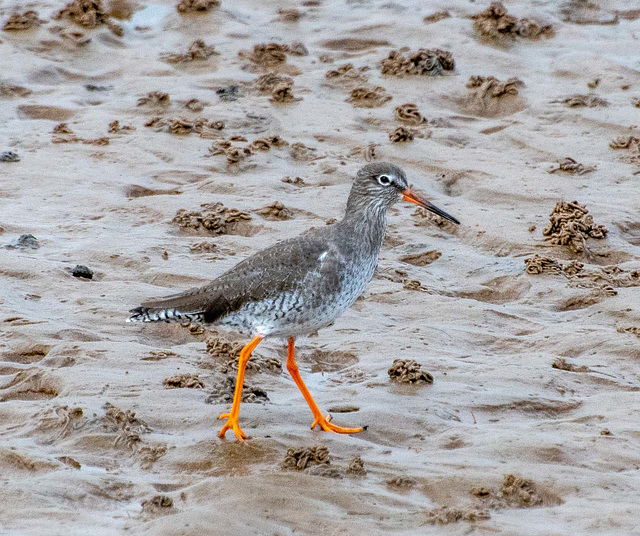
[127,305,205,323]
[127,288,211,323]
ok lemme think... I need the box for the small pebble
[5,234,39,250]
[0,151,20,162]
[216,85,241,101]
[72,265,94,279]
[85,84,112,91]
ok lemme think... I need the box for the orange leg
[286,337,362,434]
[218,335,263,441]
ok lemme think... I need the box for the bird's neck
[339,199,388,257]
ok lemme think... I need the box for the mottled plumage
[128,163,458,337]
[128,162,459,441]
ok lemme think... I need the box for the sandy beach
[2,0,640,533]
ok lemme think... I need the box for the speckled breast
[219,254,378,338]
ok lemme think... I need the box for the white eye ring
[378,174,392,186]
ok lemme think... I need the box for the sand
[2,0,640,534]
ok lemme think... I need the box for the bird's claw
[311,413,363,434]
[218,412,248,441]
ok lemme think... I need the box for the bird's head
[349,162,460,224]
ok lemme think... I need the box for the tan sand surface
[2,0,640,534]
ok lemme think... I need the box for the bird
[128,163,459,441]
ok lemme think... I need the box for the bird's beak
[402,188,460,225]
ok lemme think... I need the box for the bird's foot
[218,412,248,441]
[311,414,363,434]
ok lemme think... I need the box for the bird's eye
[377,174,392,186]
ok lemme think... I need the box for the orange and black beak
[402,188,460,225]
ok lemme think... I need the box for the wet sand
[2,0,640,534]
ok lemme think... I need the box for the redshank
[128,163,459,441]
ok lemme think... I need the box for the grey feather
[127,162,458,337]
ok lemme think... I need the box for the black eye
[377,174,392,186]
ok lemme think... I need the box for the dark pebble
[4,234,39,250]
[1,151,20,162]
[216,85,241,101]
[85,84,112,92]
[72,265,94,279]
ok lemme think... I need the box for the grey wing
[203,234,344,315]
[128,232,343,323]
